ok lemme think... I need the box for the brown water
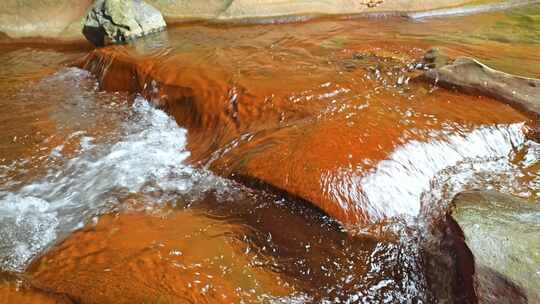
[0,5,539,303]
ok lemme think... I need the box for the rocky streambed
[0,3,539,304]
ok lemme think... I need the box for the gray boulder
[83,0,166,46]
[420,51,540,120]
[451,190,540,303]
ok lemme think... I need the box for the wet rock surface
[422,48,450,69]
[451,190,540,302]
[23,196,482,303]
[421,50,540,120]
[525,123,540,141]
[83,0,167,46]
[80,30,528,229]
[0,272,71,304]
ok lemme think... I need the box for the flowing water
[0,5,539,303]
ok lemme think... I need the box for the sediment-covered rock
[83,0,167,46]
[0,272,71,304]
[80,43,528,229]
[26,210,281,303]
[451,190,540,303]
[24,197,482,303]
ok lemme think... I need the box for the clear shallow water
[0,5,539,303]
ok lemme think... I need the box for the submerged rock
[451,190,540,302]
[421,51,540,120]
[23,200,459,303]
[80,40,529,230]
[26,211,261,303]
[83,0,166,46]
[0,272,70,304]
[22,193,486,303]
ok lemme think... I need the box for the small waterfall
[330,123,529,223]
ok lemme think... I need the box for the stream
[0,4,539,304]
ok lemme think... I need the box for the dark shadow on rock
[422,214,477,304]
[82,25,106,47]
[476,265,528,304]
[0,31,9,40]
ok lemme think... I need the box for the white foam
[0,93,194,271]
[328,123,528,222]
[0,195,58,271]
[362,123,526,218]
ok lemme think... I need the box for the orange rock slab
[80,21,529,229]
[27,209,294,304]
